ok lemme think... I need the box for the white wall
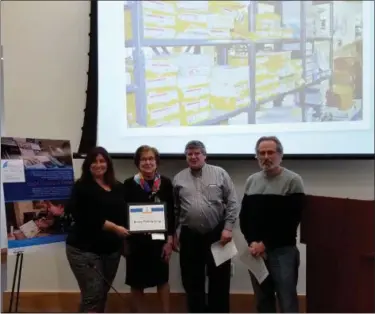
[1,1,374,295]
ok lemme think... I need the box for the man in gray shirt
[173,140,239,313]
[239,136,305,313]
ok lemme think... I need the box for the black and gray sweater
[239,168,306,249]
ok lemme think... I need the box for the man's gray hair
[184,140,207,155]
[255,136,284,154]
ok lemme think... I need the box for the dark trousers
[250,245,300,313]
[179,225,231,313]
[66,245,121,313]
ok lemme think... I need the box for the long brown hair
[79,146,117,186]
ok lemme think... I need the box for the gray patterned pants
[66,245,121,313]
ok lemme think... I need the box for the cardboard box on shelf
[147,103,182,127]
[144,56,179,91]
[208,29,232,39]
[260,53,302,84]
[207,14,234,39]
[173,53,214,77]
[177,76,211,126]
[126,55,134,85]
[207,1,248,18]
[127,95,182,128]
[175,1,209,39]
[231,8,252,39]
[227,51,303,105]
[174,1,209,12]
[262,51,292,70]
[124,1,176,40]
[334,57,356,72]
[210,86,250,112]
[146,90,181,127]
[228,51,294,76]
[210,66,250,112]
[256,73,279,88]
[126,93,137,127]
[129,52,218,126]
[126,71,133,85]
[256,82,280,103]
[232,11,282,39]
[211,66,249,84]
[203,1,242,38]
[330,84,354,111]
[332,71,353,85]
[142,1,176,13]
[127,55,179,92]
[256,72,303,104]
[146,89,179,110]
[208,1,247,11]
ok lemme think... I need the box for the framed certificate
[127,202,167,233]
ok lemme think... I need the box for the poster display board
[1,137,75,254]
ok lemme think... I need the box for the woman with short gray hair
[123,145,175,312]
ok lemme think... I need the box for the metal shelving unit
[300,1,334,121]
[125,1,334,126]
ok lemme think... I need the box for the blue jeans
[250,245,300,313]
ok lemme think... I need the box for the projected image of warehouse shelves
[97,0,373,155]
[124,1,364,128]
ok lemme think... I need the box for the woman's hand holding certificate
[114,225,130,238]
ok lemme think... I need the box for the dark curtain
[78,0,98,154]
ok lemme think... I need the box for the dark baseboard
[2,291,306,313]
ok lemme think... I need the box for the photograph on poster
[5,199,73,247]
[1,137,73,169]
[1,137,75,253]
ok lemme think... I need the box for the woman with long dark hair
[65,146,128,313]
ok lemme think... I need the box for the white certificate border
[127,202,167,233]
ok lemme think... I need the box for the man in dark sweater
[240,136,305,313]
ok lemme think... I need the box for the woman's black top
[123,175,175,289]
[65,179,127,254]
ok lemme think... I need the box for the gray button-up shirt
[173,163,239,233]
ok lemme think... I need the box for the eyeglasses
[140,157,155,163]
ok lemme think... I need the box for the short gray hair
[184,140,207,155]
[255,136,283,154]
